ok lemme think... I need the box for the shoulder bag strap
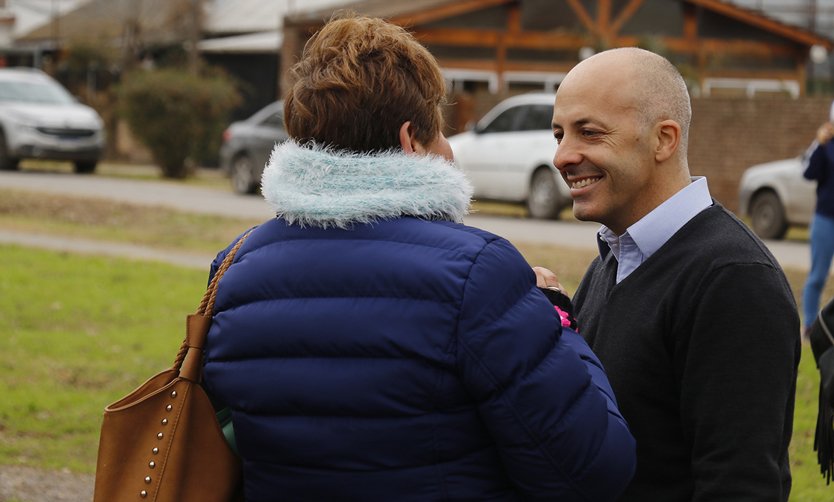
[175,229,254,381]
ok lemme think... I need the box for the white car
[448,93,570,219]
[738,157,815,240]
[0,67,105,173]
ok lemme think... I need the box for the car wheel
[73,161,97,174]
[0,132,20,171]
[527,167,562,220]
[749,190,788,240]
[230,154,258,194]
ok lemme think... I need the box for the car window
[260,112,284,129]
[516,104,554,131]
[480,106,526,134]
[0,80,75,105]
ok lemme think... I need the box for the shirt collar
[597,176,712,261]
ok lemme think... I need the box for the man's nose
[553,136,580,172]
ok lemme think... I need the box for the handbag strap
[174,229,254,379]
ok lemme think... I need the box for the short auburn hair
[284,15,446,153]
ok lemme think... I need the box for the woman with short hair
[202,14,635,501]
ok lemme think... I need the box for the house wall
[203,53,280,121]
[689,96,831,212]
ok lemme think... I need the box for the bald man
[549,48,800,500]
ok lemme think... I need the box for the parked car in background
[448,93,570,219]
[738,156,815,240]
[219,100,288,194]
[0,67,104,174]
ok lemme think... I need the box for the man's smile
[569,176,602,190]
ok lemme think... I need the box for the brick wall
[689,96,832,212]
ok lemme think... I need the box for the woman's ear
[655,119,681,163]
[399,121,426,154]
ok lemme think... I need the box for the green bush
[118,69,240,178]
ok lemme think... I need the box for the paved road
[0,170,812,272]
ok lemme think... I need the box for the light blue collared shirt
[599,177,713,283]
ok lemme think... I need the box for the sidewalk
[0,230,213,269]
[0,169,812,272]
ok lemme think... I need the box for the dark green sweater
[574,204,800,501]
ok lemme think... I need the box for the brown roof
[286,0,833,49]
[689,0,832,49]
[285,0,523,29]
[18,0,834,50]
[16,0,193,46]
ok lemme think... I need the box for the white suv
[737,156,814,240]
[448,93,569,219]
[0,68,104,173]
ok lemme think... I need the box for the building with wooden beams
[283,0,834,99]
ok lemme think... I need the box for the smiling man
[551,47,801,501]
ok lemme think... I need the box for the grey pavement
[0,169,812,272]
[0,229,214,269]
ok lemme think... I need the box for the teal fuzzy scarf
[261,141,473,229]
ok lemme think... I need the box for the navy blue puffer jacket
[202,143,635,501]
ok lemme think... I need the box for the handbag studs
[139,392,177,498]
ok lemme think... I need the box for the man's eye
[553,132,563,143]
[582,129,600,137]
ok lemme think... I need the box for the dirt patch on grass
[0,189,259,254]
[0,189,175,228]
[0,466,92,502]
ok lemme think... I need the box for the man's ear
[655,120,681,163]
[399,121,417,154]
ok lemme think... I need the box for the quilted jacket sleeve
[455,238,635,501]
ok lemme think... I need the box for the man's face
[551,68,658,235]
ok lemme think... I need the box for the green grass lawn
[0,245,207,472]
[0,244,829,499]
[0,186,831,498]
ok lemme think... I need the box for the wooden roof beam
[437,58,577,74]
[610,0,645,36]
[614,35,797,57]
[598,0,611,40]
[415,27,588,50]
[416,27,791,58]
[390,0,511,27]
[687,0,833,49]
[566,0,598,36]
[704,69,804,80]
[683,4,697,40]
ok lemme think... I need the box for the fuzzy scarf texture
[261,141,473,229]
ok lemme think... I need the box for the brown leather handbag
[93,232,250,501]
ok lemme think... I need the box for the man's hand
[533,266,566,295]
[817,122,834,145]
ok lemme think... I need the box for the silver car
[219,100,288,194]
[738,157,815,240]
[448,93,570,219]
[0,67,105,174]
